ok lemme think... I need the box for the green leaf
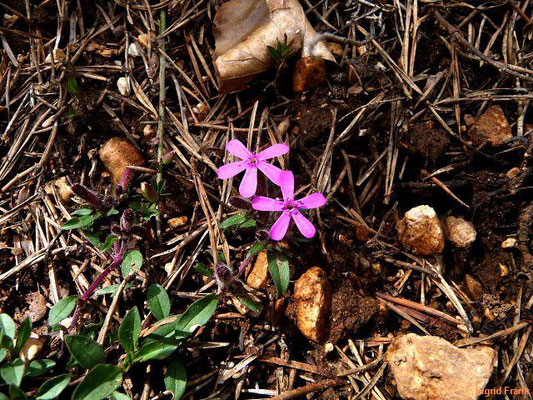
[72,208,93,216]
[62,211,100,230]
[0,358,25,386]
[164,359,187,399]
[0,392,7,400]
[48,296,77,326]
[239,218,256,229]
[133,340,178,363]
[71,364,122,400]
[8,385,26,400]
[175,294,218,337]
[193,263,212,277]
[267,252,290,296]
[106,208,119,216]
[26,360,56,377]
[119,307,141,353]
[0,314,16,348]
[83,230,101,247]
[121,250,143,278]
[110,392,131,400]
[99,236,118,253]
[239,296,260,312]
[147,284,170,320]
[0,348,7,363]
[15,318,32,354]
[94,283,132,297]
[65,335,105,370]
[246,242,267,258]
[219,212,247,229]
[65,76,81,95]
[35,374,70,400]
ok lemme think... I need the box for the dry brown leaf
[213,0,334,93]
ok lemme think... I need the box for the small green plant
[0,314,71,399]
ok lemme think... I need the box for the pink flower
[218,139,289,198]
[251,171,326,241]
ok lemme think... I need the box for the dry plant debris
[0,0,533,398]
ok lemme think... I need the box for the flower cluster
[218,139,326,240]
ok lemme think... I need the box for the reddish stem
[69,242,125,331]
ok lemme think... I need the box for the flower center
[248,156,258,166]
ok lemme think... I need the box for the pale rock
[45,48,66,63]
[468,106,512,147]
[168,216,188,229]
[464,274,483,301]
[19,336,45,362]
[117,77,130,96]
[443,216,476,248]
[99,137,145,184]
[137,33,154,48]
[294,267,331,342]
[386,333,496,400]
[501,238,517,249]
[143,124,156,138]
[128,42,142,57]
[44,177,73,203]
[245,251,269,289]
[397,205,445,255]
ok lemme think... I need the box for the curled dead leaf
[213,0,334,93]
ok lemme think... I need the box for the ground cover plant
[1,0,533,399]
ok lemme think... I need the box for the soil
[1,0,533,399]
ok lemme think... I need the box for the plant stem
[156,9,166,238]
[68,243,125,331]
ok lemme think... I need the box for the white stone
[386,334,496,400]
[397,205,445,255]
[117,77,130,96]
[444,216,477,248]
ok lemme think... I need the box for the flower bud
[120,209,134,233]
[162,150,175,165]
[141,182,159,203]
[214,262,233,294]
[115,167,134,197]
[71,184,107,211]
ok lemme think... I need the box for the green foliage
[48,296,77,326]
[0,358,25,386]
[267,34,291,62]
[164,359,187,399]
[71,364,122,400]
[26,360,56,377]
[14,318,31,354]
[61,212,101,230]
[193,263,213,277]
[65,335,105,370]
[220,212,255,230]
[119,308,141,353]
[128,201,158,222]
[147,284,170,320]
[121,250,143,278]
[0,314,16,348]
[267,251,290,296]
[35,374,70,400]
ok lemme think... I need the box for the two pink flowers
[217,139,326,241]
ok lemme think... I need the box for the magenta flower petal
[217,161,247,179]
[257,144,289,160]
[257,161,283,185]
[279,171,294,200]
[270,211,291,241]
[292,211,316,238]
[226,139,252,160]
[251,196,285,211]
[298,193,327,209]
[239,167,258,198]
